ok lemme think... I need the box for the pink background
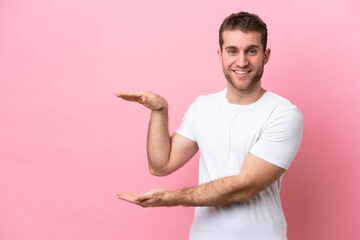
[1,0,359,239]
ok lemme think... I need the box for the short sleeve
[176,99,198,142]
[250,105,303,170]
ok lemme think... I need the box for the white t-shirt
[176,89,303,240]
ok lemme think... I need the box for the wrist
[155,96,169,112]
[152,105,169,119]
[156,102,168,112]
[162,191,174,206]
[162,190,184,207]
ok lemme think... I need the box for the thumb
[137,189,161,201]
[136,193,151,202]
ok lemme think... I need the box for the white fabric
[176,89,303,240]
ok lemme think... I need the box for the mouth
[233,69,252,78]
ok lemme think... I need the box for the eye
[248,49,257,55]
[228,49,237,55]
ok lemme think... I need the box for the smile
[234,70,251,74]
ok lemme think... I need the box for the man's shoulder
[264,91,301,112]
[263,91,303,123]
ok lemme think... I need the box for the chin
[229,79,260,93]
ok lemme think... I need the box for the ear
[263,48,271,65]
[217,49,222,62]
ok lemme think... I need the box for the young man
[116,12,303,240]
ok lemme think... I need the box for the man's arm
[118,153,285,207]
[116,91,198,176]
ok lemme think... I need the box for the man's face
[218,30,270,93]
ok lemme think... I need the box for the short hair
[219,12,268,51]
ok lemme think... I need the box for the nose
[236,52,249,68]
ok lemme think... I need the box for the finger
[116,92,153,106]
[122,96,142,102]
[116,94,142,102]
[115,91,148,99]
[141,96,150,105]
[117,192,139,203]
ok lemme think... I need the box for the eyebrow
[224,45,260,51]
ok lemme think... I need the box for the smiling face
[218,30,270,95]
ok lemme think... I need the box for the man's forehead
[222,30,262,48]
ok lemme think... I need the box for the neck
[226,83,266,105]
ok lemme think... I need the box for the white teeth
[235,70,248,74]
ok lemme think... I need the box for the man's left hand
[117,189,167,207]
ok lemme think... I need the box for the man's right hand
[115,91,168,111]
[115,90,198,176]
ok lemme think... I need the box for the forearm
[118,153,285,208]
[165,175,253,207]
[147,107,171,174]
[116,91,196,176]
